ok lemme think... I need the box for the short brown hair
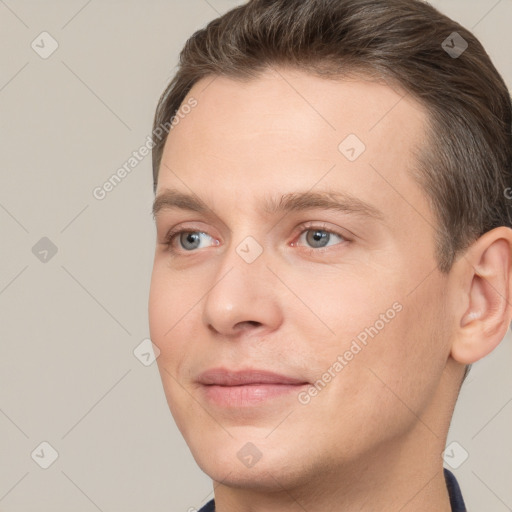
[152,0,512,275]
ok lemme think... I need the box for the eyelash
[162,222,349,255]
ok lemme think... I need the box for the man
[148,0,512,510]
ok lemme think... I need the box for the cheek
[291,263,446,411]
[340,276,450,420]
[148,268,172,349]
[149,266,203,432]
[287,263,392,348]
[148,264,197,367]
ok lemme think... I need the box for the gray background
[0,0,511,510]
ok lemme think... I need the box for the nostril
[237,320,262,330]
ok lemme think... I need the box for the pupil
[183,232,200,249]
[308,230,329,247]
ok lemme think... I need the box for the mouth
[196,368,310,407]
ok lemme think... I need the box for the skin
[148,67,512,512]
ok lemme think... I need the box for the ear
[450,226,512,365]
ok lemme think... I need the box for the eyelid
[291,221,351,242]
[160,220,212,239]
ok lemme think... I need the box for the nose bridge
[216,209,268,274]
[208,229,268,307]
[201,227,281,336]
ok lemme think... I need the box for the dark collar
[444,467,467,511]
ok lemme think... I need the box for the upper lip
[197,368,309,386]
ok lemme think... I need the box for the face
[148,68,455,490]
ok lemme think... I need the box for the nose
[202,243,283,339]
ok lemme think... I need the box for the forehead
[158,67,433,236]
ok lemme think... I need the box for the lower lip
[201,383,308,407]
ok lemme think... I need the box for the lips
[196,368,309,407]
[197,368,309,386]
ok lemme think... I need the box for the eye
[293,223,348,251]
[162,223,348,255]
[164,229,218,252]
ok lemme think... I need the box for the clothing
[444,467,467,511]
[198,500,215,512]
[197,467,466,511]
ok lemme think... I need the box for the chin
[186,431,317,491]
[195,456,298,491]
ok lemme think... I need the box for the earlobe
[450,227,512,365]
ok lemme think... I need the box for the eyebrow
[152,189,384,221]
